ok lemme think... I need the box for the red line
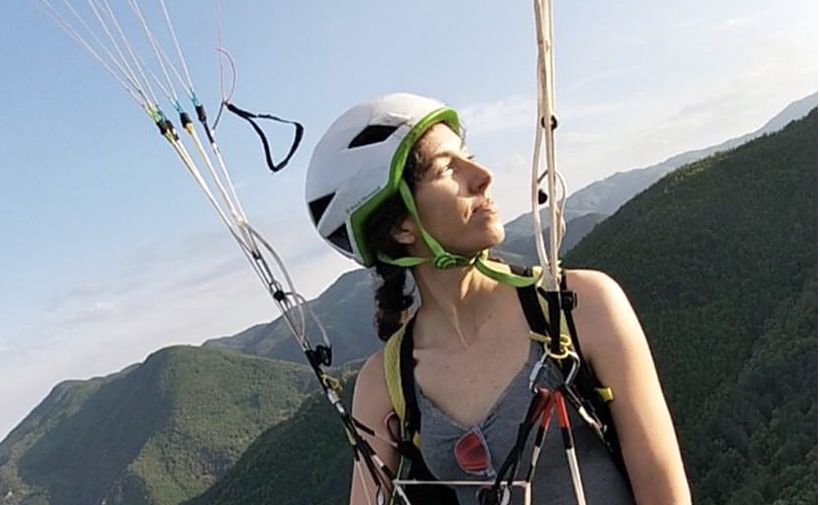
[540,393,555,429]
[555,390,571,428]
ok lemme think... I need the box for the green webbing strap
[376,179,540,288]
[474,259,539,288]
[400,179,472,268]
[378,249,539,288]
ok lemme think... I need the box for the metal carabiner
[561,349,581,386]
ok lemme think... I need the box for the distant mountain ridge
[494,211,608,265]
[203,268,382,365]
[502,92,818,238]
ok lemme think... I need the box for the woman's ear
[391,216,418,246]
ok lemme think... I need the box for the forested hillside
[564,110,817,504]
[0,347,316,505]
[183,379,356,505]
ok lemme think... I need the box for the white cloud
[458,95,534,137]
[561,131,607,148]
[482,151,533,222]
[718,16,753,31]
[0,216,358,441]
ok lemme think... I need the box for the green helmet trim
[348,107,460,267]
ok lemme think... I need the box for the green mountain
[563,109,817,504]
[182,378,356,505]
[0,346,316,505]
[189,110,817,504]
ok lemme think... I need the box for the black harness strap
[398,315,460,504]
[517,278,546,334]
[400,316,421,439]
[481,388,549,505]
[224,101,304,172]
[560,274,586,363]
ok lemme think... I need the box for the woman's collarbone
[414,326,531,427]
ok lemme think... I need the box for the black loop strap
[224,101,304,173]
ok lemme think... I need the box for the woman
[305,93,690,505]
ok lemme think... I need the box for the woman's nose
[469,161,493,194]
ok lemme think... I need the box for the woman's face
[405,123,505,257]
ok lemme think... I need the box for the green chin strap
[375,179,538,288]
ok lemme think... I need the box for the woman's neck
[411,262,501,349]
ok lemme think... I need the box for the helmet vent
[327,224,353,253]
[308,193,335,225]
[348,125,399,148]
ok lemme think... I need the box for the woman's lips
[473,200,497,214]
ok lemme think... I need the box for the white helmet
[305,93,537,287]
[306,93,459,267]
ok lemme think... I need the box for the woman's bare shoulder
[356,349,386,388]
[564,269,635,322]
[349,352,403,502]
[353,349,393,419]
[562,269,643,364]
[564,268,623,295]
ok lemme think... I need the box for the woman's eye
[438,165,454,176]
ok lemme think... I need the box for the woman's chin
[486,221,506,246]
[462,225,506,256]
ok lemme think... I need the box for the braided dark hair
[364,149,426,341]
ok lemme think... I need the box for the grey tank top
[415,341,636,505]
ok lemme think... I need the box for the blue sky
[0,0,816,440]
